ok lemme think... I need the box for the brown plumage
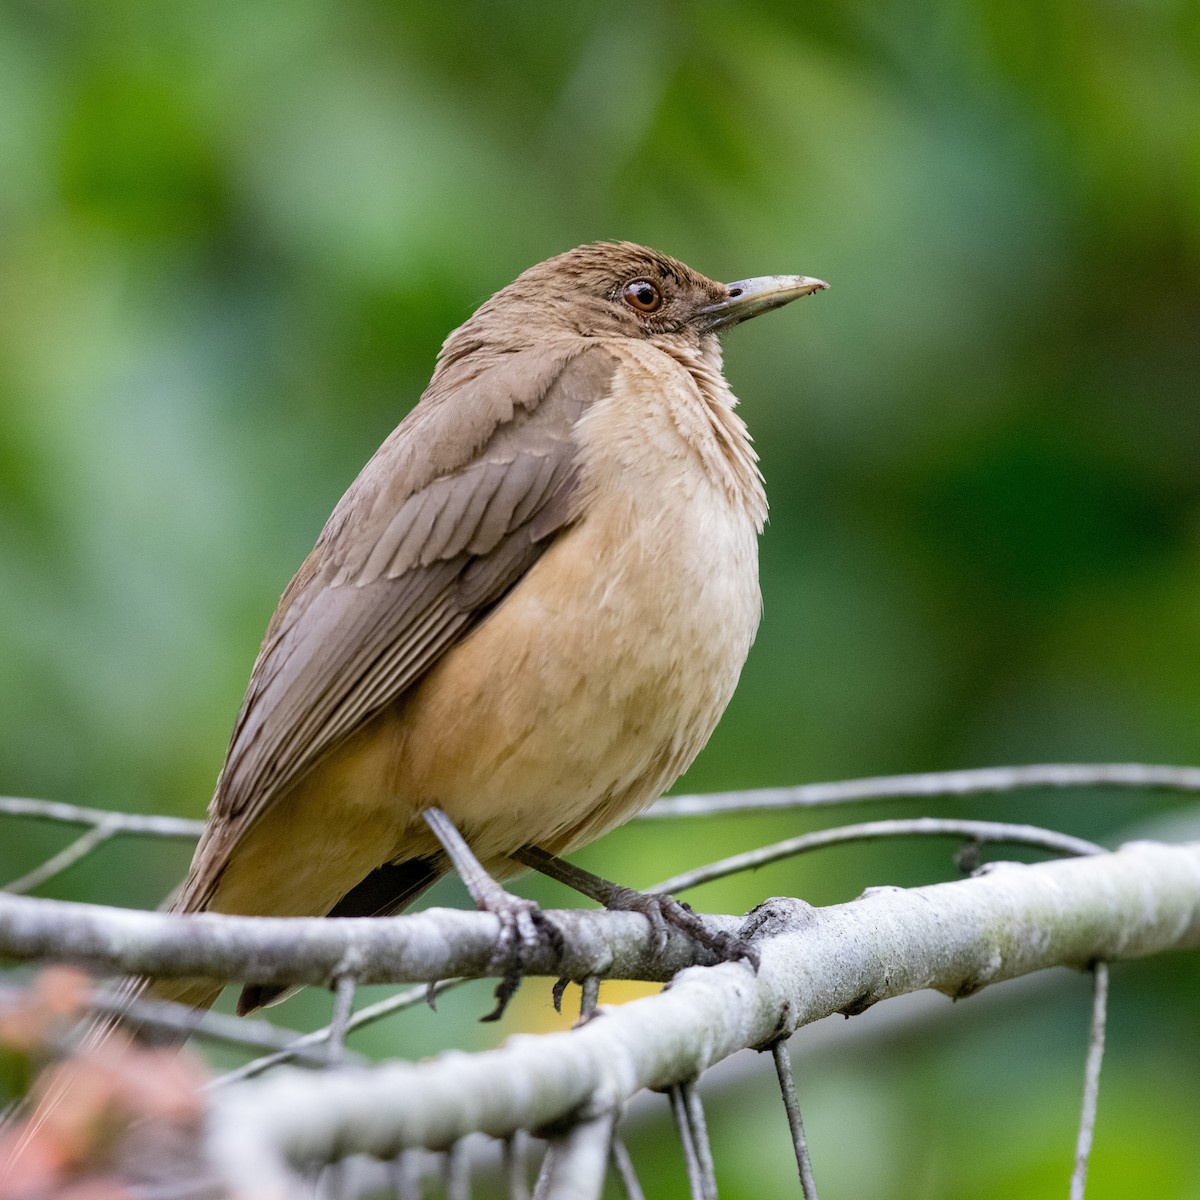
[159,242,828,1014]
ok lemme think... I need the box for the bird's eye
[622,278,663,313]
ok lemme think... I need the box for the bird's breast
[390,342,763,862]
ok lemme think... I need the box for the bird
[154,241,828,1018]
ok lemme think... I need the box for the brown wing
[180,343,617,909]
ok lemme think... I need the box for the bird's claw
[605,886,760,969]
[479,892,563,1022]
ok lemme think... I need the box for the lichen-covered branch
[202,839,1200,1196]
[0,891,729,988]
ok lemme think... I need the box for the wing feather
[184,343,618,907]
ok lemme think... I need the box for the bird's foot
[476,887,564,1022]
[603,886,760,970]
[421,808,566,1021]
[509,846,759,971]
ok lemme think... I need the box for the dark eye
[622,278,663,313]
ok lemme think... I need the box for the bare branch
[650,818,1105,895]
[675,1082,717,1200]
[0,795,205,838]
[772,1041,820,1200]
[646,763,1200,818]
[533,1114,613,1200]
[208,979,468,1087]
[201,841,1200,1189]
[8,761,1198,845]
[446,1140,470,1200]
[326,975,357,1067]
[0,891,723,987]
[89,988,340,1064]
[390,1152,424,1200]
[505,1133,532,1200]
[2,779,1193,1194]
[4,819,121,894]
[610,1135,646,1200]
[579,976,600,1021]
[669,1085,707,1200]
[1070,961,1109,1200]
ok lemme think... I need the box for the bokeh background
[2,1,1200,1195]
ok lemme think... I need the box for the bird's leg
[422,808,563,1020]
[511,845,759,969]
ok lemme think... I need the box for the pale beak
[700,274,829,331]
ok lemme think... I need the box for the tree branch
[0,795,204,837]
[0,892,726,988]
[649,817,1105,895]
[646,763,1200,817]
[201,840,1200,1194]
[6,761,1200,843]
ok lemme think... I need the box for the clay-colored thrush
[162,242,827,1015]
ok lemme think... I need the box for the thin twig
[6,764,1198,837]
[390,1152,424,1200]
[0,795,205,837]
[649,818,1104,895]
[669,1086,705,1200]
[644,763,1200,818]
[772,1040,819,1200]
[89,987,340,1063]
[327,975,358,1067]
[446,1141,470,1200]
[681,1082,718,1200]
[579,976,601,1022]
[4,820,120,894]
[504,1133,531,1200]
[345,978,466,1037]
[208,979,467,1088]
[532,1114,614,1200]
[1070,961,1109,1200]
[610,1135,646,1200]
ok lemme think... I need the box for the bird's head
[439,241,828,362]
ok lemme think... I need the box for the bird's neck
[656,339,768,531]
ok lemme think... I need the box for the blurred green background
[2,0,1199,1195]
